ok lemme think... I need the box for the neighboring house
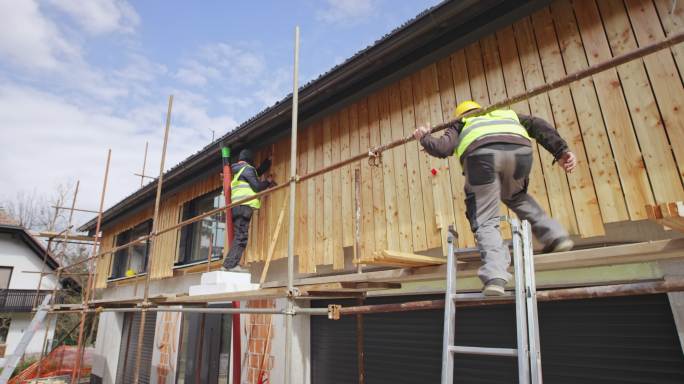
[81,0,684,383]
[0,209,61,363]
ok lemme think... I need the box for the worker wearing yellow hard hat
[452,100,482,119]
[413,100,577,296]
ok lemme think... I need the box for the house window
[110,220,152,279]
[177,190,226,265]
[0,267,11,289]
[176,304,232,383]
[0,316,10,357]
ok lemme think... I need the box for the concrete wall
[91,312,124,384]
[0,233,58,290]
[99,272,201,301]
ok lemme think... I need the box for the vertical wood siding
[97,0,684,282]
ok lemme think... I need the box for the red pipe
[221,145,241,384]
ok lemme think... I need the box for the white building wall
[0,233,58,290]
[3,313,56,358]
[91,312,124,384]
[264,299,310,384]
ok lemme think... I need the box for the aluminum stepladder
[441,218,542,384]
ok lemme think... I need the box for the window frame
[175,189,226,267]
[109,220,152,280]
[0,266,13,289]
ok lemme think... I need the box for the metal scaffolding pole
[72,151,111,384]
[36,180,80,380]
[132,95,174,384]
[284,24,300,384]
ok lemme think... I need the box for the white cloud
[175,43,267,88]
[47,0,140,35]
[174,60,221,87]
[115,54,168,83]
[0,82,236,212]
[316,0,377,25]
[0,0,79,70]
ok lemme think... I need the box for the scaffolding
[15,26,684,384]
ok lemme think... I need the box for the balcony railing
[0,289,60,312]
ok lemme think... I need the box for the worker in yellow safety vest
[223,149,274,271]
[414,100,577,296]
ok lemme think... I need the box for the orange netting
[9,346,93,383]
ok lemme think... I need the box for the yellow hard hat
[453,100,482,119]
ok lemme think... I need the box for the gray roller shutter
[311,294,684,383]
[116,312,157,384]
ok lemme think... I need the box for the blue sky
[0,0,440,216]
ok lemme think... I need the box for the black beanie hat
[238,149,254,163]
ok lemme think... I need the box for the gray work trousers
[462,145,567,284]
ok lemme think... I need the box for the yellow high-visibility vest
[231,164,260,209]
[454,109,531,159]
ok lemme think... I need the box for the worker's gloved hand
[558,151,577,173]
[413,124,431,140]
[266,175,276,186]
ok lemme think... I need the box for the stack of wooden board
[646,201,684,233]
[358,250,447,268]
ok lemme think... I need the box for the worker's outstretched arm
[519,114,576,172]
[240,166,272,192]
[414,123,461,158]
[256,157,272,176]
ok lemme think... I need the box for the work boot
[229,265,249,273]
[542,237,574,253]
[482,278,506,296]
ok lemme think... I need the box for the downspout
[221,145,241,384]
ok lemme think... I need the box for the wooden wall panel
[322,117,333,265]
[495,26,551,217]
[552,1,629,224]
[624,0,684,190]
[275,139,291,262]
[480,36,515,238]
[339,108,353,249]
[533,7,605,237]
[378,89,401,253]
[448,51,477,247]
[388,84,414,252]
[306,125,317,273]
[358,99,375,259]
[94,233,115,289]
[296,125,309,273]
[399,78,429,251]
[331,115,344,269]
[368,94,388,254]
[597,0,682,212]
[423,64,457,254]
[514,18,579,234]
[411,70,441,250]
[98,0,684,282]
[576,0,655,220]
[435,55,474,248]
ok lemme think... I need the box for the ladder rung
[451,293,515,301]
[449,345,518,357]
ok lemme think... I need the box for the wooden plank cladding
[96,0,684,283]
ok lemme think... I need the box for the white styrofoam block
[188,283,260,296]
[200,271,251,286]
[189,271,259,296]
[189,283,230,296]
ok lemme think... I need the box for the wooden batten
[359,250,447,268]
